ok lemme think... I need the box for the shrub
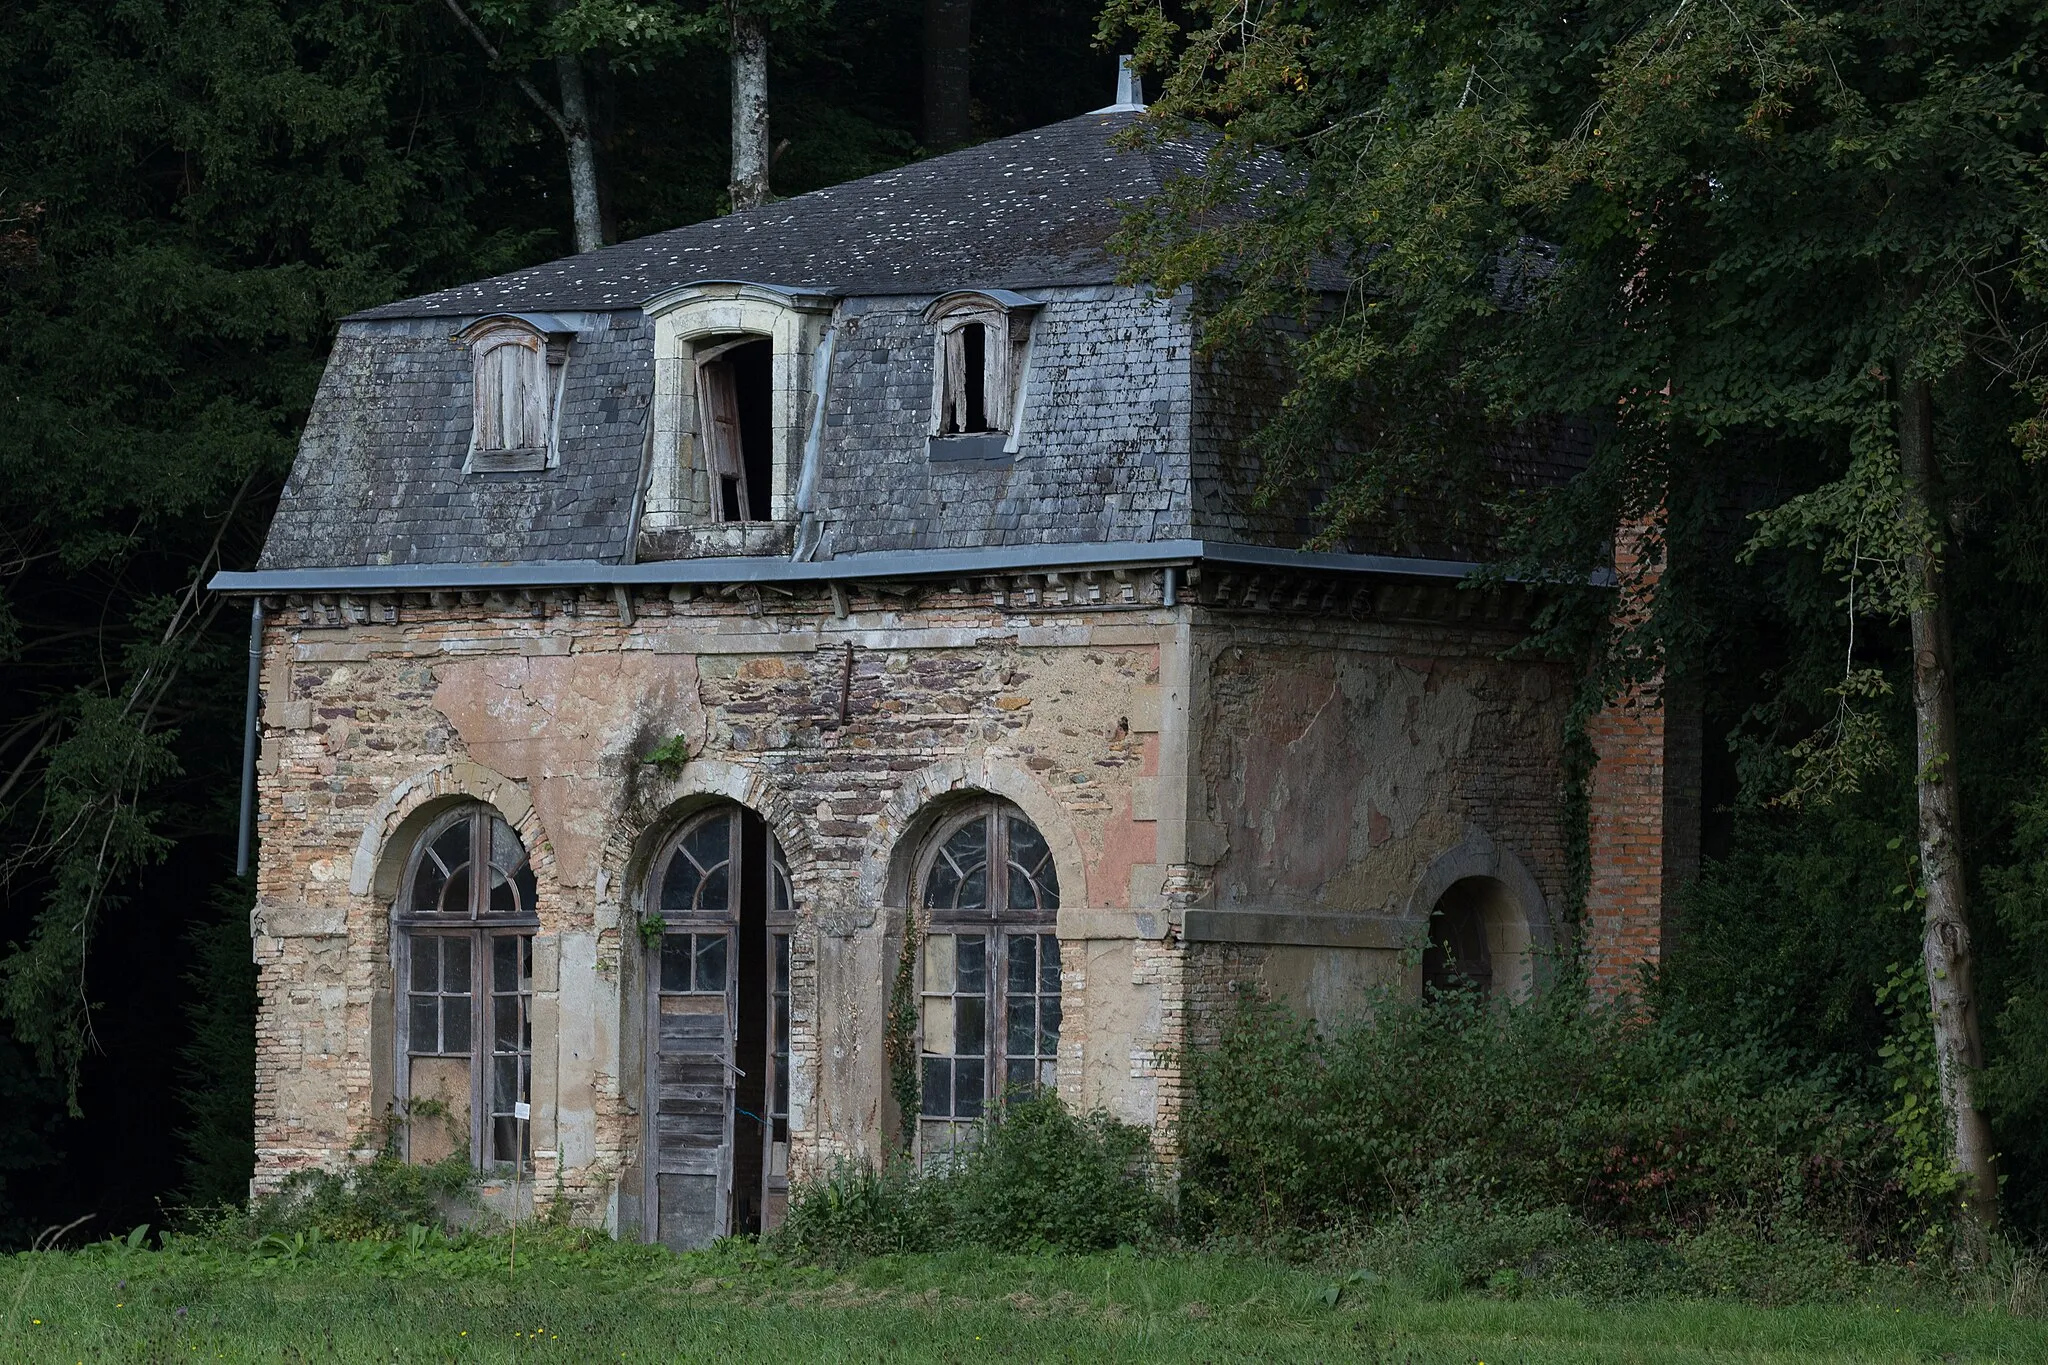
[944,1093,1164,1251]
[776,1092,1165,1261]
[245,1150,475,1242]
[774,1158,938,1261]
[1177,986,1913,1251]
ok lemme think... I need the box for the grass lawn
[1,1235,2043,1363]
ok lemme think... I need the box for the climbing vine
[884,918,922,1148]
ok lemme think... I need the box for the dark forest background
[5,0,2048,1248]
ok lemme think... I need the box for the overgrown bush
[774,1158,938,1261]
[243,1150,475,1242]
[944,1093,1164,1251]
[1178,986,1913,1252]
[776,1093,1164,1261]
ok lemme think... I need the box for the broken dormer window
[697,338,774,521]
[457,315,571,474]
[925,292,1040,460]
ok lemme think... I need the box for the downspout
[236,598,264,877]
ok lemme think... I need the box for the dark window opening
[701,338,774,521]
[962,324,989,432]
[1422,876,1495,997]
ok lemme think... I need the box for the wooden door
[652,926,735,1249]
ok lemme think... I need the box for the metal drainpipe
[236,598,264,877]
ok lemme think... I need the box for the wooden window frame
[393,804,540,1171]
[913,800,1062,1163]
[460,319,570,474]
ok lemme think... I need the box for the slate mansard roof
[245,107,1588,585]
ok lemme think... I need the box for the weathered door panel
[651,960,734,1250]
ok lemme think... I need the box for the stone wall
[249,578,1186,1227]
[247,572,1594,1226]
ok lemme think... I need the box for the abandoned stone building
[213,83,1690,1249]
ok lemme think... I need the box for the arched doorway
[644,803,793,1249]
[1422,876,1497,996]
[1420,874,1538,1000]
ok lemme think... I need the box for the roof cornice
[210,540,1611,594]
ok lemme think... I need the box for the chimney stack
[1114,55,1145,110]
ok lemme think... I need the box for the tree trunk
[1898,373,2000,1248]
[729,8,770,211]
[923,0,973,149]
[556,51,604,252]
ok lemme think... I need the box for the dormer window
[697,337,774,521]
[925,291,1040,461]
[456,315,573,474]
[638,282,836,559]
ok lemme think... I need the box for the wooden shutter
[699,359,750,520]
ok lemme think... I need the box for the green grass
[1,1234,2043,1363]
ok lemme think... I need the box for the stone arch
[859,756,1088,914]
[350,758,549,903]
[1404,826,1553,1000]
[594,757,815,931]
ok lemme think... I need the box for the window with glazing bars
[397,806,539,1168]
[916,802,1061,1159]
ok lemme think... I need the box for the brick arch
[594,758,816,925]
[859,756,1088,912]
[349,758,553,904]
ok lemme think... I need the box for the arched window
[395,805,538,1168]
[914,801,1061,1158]
[645,804,795,1248]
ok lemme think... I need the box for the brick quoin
[1583,510,1698,999]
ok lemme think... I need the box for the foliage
[776,1093,1165,1261]
[242,1150,477,1244]
[941,1093,1164,1252]
[774,1157,941,1261]
[1178,991,1911,1251]
[1103,0,2048,1234]
[639,733,692,776]
[174,879,258,1208]
[884,924,921,1144]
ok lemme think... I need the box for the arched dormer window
[456,314,574,474]
[913,799,1061,1161]
[924,291,1041,462]
[639,282,835,557]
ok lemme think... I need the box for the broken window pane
[694,934,728,993]
[956,935,985,993]
[921,1057,949,1117]
[661,933,692,993]
[953,1060,984,1119]
[442,992,472,1055]
[954,995,984,1055]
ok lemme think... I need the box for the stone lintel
[1055,907,1169,941]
